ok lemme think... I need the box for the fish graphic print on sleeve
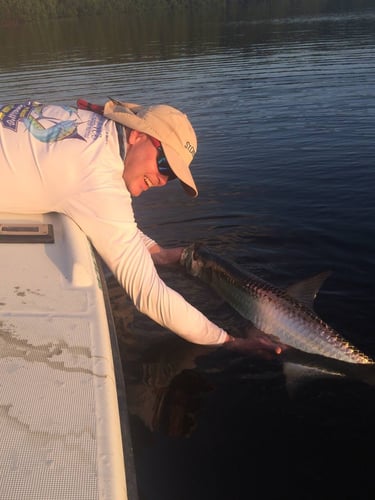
[0,101,227,345]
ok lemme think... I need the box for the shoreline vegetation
[1,0,230,24]
[0,0,372,25]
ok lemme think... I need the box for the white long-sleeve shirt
[0,100,227,344]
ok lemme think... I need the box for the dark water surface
[1,1,375,498]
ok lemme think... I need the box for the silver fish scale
[213,272,361,360]
[182,245,373,364]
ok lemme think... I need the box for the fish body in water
[180,244,373,365]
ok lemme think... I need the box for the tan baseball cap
[103,99,198,197]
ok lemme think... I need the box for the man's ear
[128,129,146,145]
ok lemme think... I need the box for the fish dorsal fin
[286,271,332,309]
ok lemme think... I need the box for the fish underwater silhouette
[180,243,374,366]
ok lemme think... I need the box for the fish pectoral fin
[286,270,332,309]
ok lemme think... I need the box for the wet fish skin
[180,243,373,365]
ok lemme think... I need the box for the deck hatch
[0,223,54,243]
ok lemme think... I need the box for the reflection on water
[1,1,375,498]
[108,267,375,500]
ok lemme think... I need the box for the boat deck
[0,212,135,499]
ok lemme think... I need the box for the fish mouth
[180,243,205,277]
[180,246,191,266]
[180,243,199,265]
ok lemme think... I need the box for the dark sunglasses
[149,137,177,182]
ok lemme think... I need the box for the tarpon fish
[180,243,373,364]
